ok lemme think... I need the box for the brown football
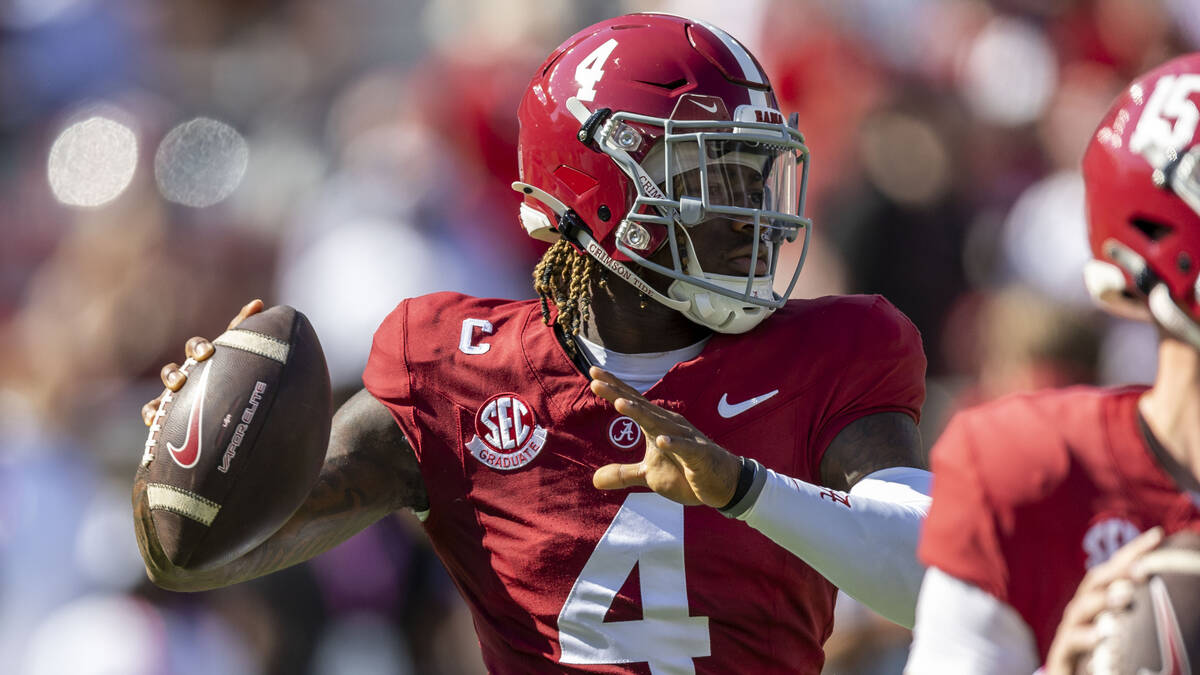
[140,305,331,570]
[1078,530,1200,675]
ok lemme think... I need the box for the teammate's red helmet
[514,13,811,333]
[1083,53,1200,347]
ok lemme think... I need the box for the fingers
[1044,624,1104,674]
[228,298,265,330]
[589,367,642,402]
[1123,526,1165,582]
[1045,527,1165,674]
[142,395,164,426]
[593,462,648,491]
[1084,527,1164,591]
[160,363,186,392]
[591,378,659,431]
[653,433,706,461]
[147,360,188,427]
[185,336,214,362]
[1068,528,1162,623]
[1112,526,1163,567]
[141,302,257,427]
[590,371,676,433]
[1062,580,1120,629]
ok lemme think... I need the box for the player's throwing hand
[1043,526,1164,675]
[140,299,265,426]
[589,366,741,508]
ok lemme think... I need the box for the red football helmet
[513,13,811,333]
[1083,53,1200,348]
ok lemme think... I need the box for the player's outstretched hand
[140,299,265,426]
[1043,526,1164,675]
[589,366,740,508]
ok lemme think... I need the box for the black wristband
[718,455,755,512]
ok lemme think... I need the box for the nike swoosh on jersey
[1143,576,1191,675]
[718,389,779,418]
[167,364,212,469]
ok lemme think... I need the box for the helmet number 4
[575,38,619,102]
[1131,74,1200,155]
[557,493,710,674]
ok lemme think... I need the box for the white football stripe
[147,483,220,526]
[214,329,290,364]
[685,16,769,107]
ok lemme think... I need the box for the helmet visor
[647,138,803,242]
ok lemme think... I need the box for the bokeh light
[46,115,138,208]
[859,112,951,207]
[960,17,1057,126]
[1,0,93,29]
[154,117,249,208]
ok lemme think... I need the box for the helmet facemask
[576,98,812,333]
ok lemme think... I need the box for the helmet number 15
[1131,74,1200,155]
[575,38,619,102]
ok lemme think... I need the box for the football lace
[141,357,198,466]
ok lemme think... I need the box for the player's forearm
[723,464,931,627]
[134,388,427,592]
[133,443,415,591]
[131,465,294,591]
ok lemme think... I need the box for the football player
[906,53,1200,674]
[135,14,933,673]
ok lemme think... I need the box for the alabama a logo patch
[607,415,642,450]
[465,393,547,470]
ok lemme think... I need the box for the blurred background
[0,0,1194,672]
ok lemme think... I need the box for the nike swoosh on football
[718,389,779,418]
[167,364,212,469]
[694,100,719,113]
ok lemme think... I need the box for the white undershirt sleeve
[905,567,1040,674]
[726,464,931,628]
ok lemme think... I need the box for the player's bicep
[905,567,1039,674]
[323,387,427,514]
[819,411,924,492]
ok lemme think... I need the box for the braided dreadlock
[533,239,600,355]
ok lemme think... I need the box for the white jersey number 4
[557,493,710,674]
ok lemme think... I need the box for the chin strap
[1083,259,1154,321]
[1148,283,1200,350]
[512,179,775,334]
[1085,240,1200,350]
[666,225,775,334]
[667,276,775,333]
[511,181,690,313]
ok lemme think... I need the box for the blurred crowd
[0,0,1195,673]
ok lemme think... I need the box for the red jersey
[919,386,1200,661]
[363,292,925,674]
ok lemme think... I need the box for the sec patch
[465,393,547,470]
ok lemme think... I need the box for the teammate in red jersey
[134,14,933,673]
[906,53,1200,674]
